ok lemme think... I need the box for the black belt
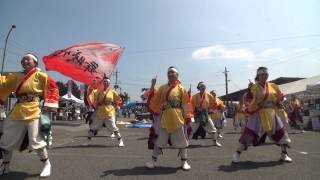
[98,101,114,106]
[16,95,40,103]
[260,102,276,109]
[162,101,182,110]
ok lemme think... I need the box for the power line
[119,82,149,87]
[0,48,24,57]
[0,49,23,67]
[1,30,320,56]
[0,33,36,54]
[229,80,242,91]
[266,49,320,66]
[124,33,320,55]
[233,46,320,76]
[225,48,320,93]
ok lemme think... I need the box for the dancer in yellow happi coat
[276,102,291,132]
[288,95,304,133]
[209,91,226,139]
[0,54,59,177]
[82,76,124,147]
[232,67,292,163]
[191,82,221,147]
[145,66,193,171]
[233,95,248,133]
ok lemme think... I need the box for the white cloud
[292,48,310,54]
[246,63,256,68]
[192,45,255,61]
[221,48,255,60]
[191,45,224,60]
[261,48,282,57]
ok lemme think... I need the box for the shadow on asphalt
[52,144,117,150]
[0,172,38,180]
[191,137,212,140]
[135,137,213,142]
[100,166,180,177]
[136,137,148,141]
[188,144,215,149]
[218,161,284,172]
[75,135,112,138]
[224,131,242,135]
[288,132,302,134]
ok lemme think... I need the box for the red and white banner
[43,43,124,86]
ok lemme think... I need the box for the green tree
[56,81,67,96]
[56,80,81,98]
[69,80,81,98]
[141,88,149,101]
[120,92,130,104]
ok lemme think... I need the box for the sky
[1,0,320,101]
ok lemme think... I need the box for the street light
[1,25,16,75]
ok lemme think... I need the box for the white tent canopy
[307,81,320,91]
[279,75,320,95]
[61,94,84,104]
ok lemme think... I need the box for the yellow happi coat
[148,82,192,133]
[191,92,215,112]
[235,103,246,120]
[276,107,288,122]
[290,99,301,110]
[247,82,283,132]
[87,87,122,120]
[209,97,225,121]
[0,68,59,121]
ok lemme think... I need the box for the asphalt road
[1,119,320,180]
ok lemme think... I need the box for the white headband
[168,67,179,74]
[197,82,205,87]
[103,78,111,83]
[257,69,268,75]
[23,54,38,63]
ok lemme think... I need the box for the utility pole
[223,67,229,95]
[223,67,230,107]
[113,69,120,92]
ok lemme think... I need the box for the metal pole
[223,67,230,108]
[224,67,229,96]
[1,25,16,76]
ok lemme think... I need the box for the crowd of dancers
[0,53,304,177]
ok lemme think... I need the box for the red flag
[43,43,124,86]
